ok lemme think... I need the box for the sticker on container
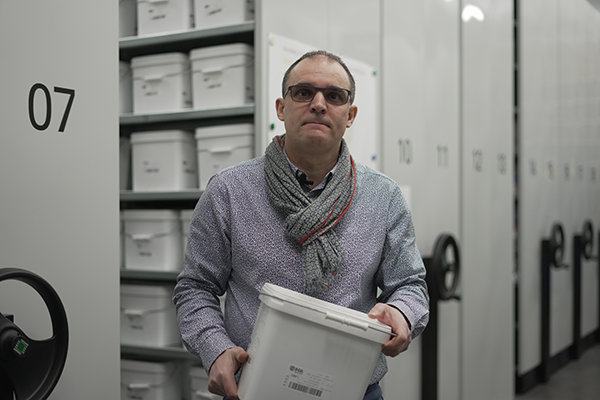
[203,0,224,16]
[282,364,334,399]
[143,160,161,174]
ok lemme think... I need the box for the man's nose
[310,90,327,113]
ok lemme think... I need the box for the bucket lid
[190,43,253,61]
[131,52,189,69]
[130,130,194,144]
[121,209,181,221]
[259,283,393,338]
[195,123,254,139]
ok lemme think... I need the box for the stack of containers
[195,123,254,189]
[189,43,254,109]
[121,209,183,271]
[130,53,192,114]
[137,0,193,36]
[120,283,181,347]
[194,0,254,29]
[121,359,183,400]
[130,130,197,192]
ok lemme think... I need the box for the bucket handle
[325,311,369,331]
[125,227,179,242]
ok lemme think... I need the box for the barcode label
[282,364,334,399]
[288,381,323,397]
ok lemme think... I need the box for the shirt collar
[283,147,336,193]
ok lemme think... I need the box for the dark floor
[515,344,600,400]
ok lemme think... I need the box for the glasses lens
[323,88,348,105]
[289,85,350,105]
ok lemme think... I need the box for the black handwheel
[581,220,594,260]
[431,234,460,301]
[549,223,565,268]
[0,268,69,400]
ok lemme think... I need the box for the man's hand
[368,303,411,357]
[208,347,249,400]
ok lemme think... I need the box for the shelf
[121,344,199,361]
[120,269,180,281]
[119,21,254,50]
[119,105,254,126]
[120,190,203,202]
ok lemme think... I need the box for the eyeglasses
[284,84,352,106]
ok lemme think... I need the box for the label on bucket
[282,364,334,399]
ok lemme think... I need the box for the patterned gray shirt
[173,155,429,385]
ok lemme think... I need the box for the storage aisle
[516,344,600,400]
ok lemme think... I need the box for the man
[173,50,429,400]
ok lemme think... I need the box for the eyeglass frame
[283,84,353,106]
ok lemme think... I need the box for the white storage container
[120,61,133,114]
[131,130,197,191]
[120,137,131,190]
[121,359,183,400]
[194,0,254,30]
[238,283,393,400]
[189,366,220,400]
[122,209,183,271]
[131,53,192,114]
[180,209,194,252]
[120,283,181,346]
[137,0,193,36]
[119,0,137,37]
[189,43,254,109]
[195,123,254,189]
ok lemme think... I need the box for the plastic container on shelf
[189,366,220,400]
[189,43,254,109]
[137,0,193,36]
[194,123,254,189]
[121,359,183,400]
[120,282,181,347]
[131,52,192,114]
[130,130,197,192]
[237,283,393,400]
[119,0,137,38]
[121,209,183,271]
[120,61,133,114]
[180,209,194,252]
[193,0,254,30]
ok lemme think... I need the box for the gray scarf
[264,134,356,296]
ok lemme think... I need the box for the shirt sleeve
[376,185,430,339]
[172,176,236,373]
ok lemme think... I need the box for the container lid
[121,359,176,374]
[259,283,394,339]
[195,123,254,139]
[121,209,181,221]
[120,283,175,297]
[131,52,189,69]
[130,130,194,144]
[190,43,253,61]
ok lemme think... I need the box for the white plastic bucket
[130,130,198,191]
[120,283,181,347]
[189,43,254,109]
[193,0,254,30]
[137,0,194,36]
[131,52,192,114]
[194,123,254,189]
[121,209,183,271]
[121,359,183,400]
[238,283,392,400]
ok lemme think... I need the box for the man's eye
[296,89,312,98]
[327,91,341,100]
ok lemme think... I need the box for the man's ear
[276,97,285,121]
[346,105,358,128]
